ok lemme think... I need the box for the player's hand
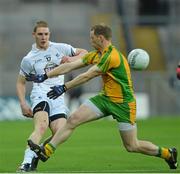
[176,65,180,80]
[26,73,48,83]
[20,103,33,118]
[47,85,67,99]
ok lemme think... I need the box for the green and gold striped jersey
[82,45,136,103]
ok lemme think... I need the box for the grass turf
[0,117,180,173]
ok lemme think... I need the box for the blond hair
[33,21,49,32]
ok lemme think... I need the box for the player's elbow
[80,49,88,55]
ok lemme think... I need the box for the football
[127,48,150,70]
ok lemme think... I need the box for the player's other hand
[176,65,180,80]
[21,103,33,118]
[47,84,67,99]
[26,73,48,83]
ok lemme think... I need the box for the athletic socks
[22,148,37,164]
[44,143,56,157]
[157,147,171,160]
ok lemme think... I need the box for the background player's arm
[16,75,33,117]
[176,62,180,80]
[65,65,102,90]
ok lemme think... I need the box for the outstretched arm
[26,58,86,82]
[65,65,102,90]
[47,65,102,99]
[47,58,85,78]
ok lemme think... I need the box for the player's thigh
[50,117,67,134]
[48,97,68,133]
[33,101,49,129]
[34,112,49,128]
[69,103,100,126]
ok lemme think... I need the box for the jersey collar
[32,41,52,51]
[102,44,113,54]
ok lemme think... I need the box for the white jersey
[19,41,76,116]
[19,41,76,94]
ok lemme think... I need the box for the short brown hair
[91,24,112,40]
[33,21,49,32]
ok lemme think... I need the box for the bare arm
[25,49,88,82]
[46,65,102,100]
[16,75,33,117]
[47,58,86,78]
[65,65,102,90]
[61,48,88,63]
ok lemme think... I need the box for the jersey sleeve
[57,43,76,57]
[82,51,98,65]
[19,58,32,76]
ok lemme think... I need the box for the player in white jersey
[16,21,87,172]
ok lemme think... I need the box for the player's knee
[124,143,138,153]
[40,125,48,135]
[124,145,134,152]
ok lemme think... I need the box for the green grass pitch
[0,117,180,173]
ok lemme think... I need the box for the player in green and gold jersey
[26,24,178,169]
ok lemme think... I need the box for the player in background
[16,20,87,172]
[27,24,178,170]
[176,62,180,79]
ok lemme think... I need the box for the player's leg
[110,100,177,169]
[26,118,66,171]
[28,98,104,161]
[119,124,159,155]
[48,114,67,146]
[18,101,49,172]
[29,112,49,143]
[119,123,178,169]
[46,97,68,145]
[112,101,168,156]
[17,148,38,172]
[48,96,68,139]
[49,103,99,147]
[38,114,67,148]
